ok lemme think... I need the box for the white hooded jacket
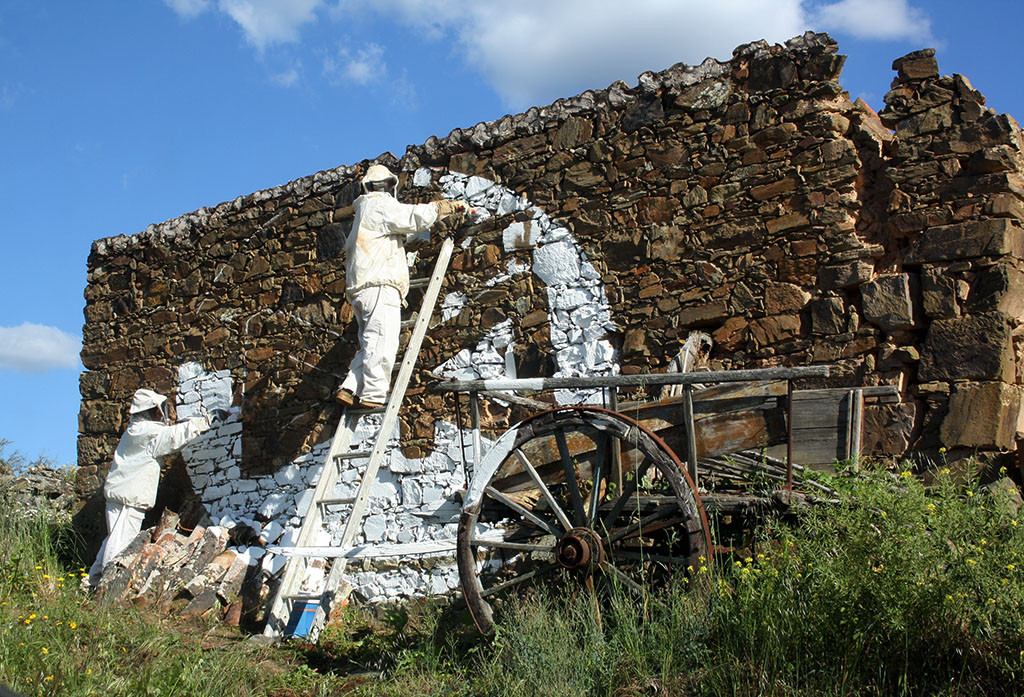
[345,191,439,300]
[103,415,210,510]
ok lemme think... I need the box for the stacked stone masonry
[77,33,1024,603]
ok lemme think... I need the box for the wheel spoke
[600,561,647,596]
[485,486,562,537]
[555,428,587,525]
[514,448,573,532]
[607,502,680,544]
[481,563,558,598]
[601,459,652,531]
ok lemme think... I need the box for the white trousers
[87,501,146,585]
[341,285,402,403]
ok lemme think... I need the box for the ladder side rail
[306,236,455,642]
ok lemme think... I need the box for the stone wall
[77,33,1024,601]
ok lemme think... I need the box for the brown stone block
[920,266,959,319]
[676,299,730,329]
[897,57,939,81]
[521,309,547,328]
[765,212,809,235]
[919,312,1016,382]
[860,274,917,331]
[819,261,873,290]
[862,402,918,456]
[749,315,801,347]
[712,316,747,351]
[623,328,649,356]
[906,219,1024,264]
[967,263,1024,318]
[941,381,1020,450]
[638,284,664,300]
[765,282,810,314]
[79,400,124,434]
[750,177,797,201]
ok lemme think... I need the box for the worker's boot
[335,388,356,406]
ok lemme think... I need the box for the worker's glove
[435,199,470,219]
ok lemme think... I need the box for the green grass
[2,449,1023,696]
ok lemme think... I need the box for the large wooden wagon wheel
[456,406,711,635]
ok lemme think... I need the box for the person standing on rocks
[85,388,212,587]
[336,164,467,409]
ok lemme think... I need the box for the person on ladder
[336,164,467,409]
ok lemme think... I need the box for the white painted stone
[441,291,467,322]
[413,168,433,187]
[401,479,423,505]
[533,240,581,286]
[274,465,302,486]
[178,362,204,383]
[502,221,540,251]
[258,493,289,519]
[364,514,387,542]
[295,489,316,517]
[371,480,398,501]
[464,176,492,200]
[261,553,286,576]
[202,483,233,501]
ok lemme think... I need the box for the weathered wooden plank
[431,365,831,393]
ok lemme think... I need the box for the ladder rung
[318,496,356,506]
[408,277,430,289]
[334,449,372,462]
[400,312,419,329]
[282,593,323,602]
[350,404,386,414]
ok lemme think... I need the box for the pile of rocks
[0,463,77,520]
[95,508,272,625]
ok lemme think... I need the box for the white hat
[129,388,168,414]
[361,164,398,193]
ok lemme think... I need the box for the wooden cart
[429,365,870,634]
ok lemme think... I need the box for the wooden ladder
[263,237,455,641]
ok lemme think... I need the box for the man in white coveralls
[336,164,467,409]
[85,388,212,587]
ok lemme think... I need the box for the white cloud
[271,67,301,87]
[163,0,212,19]
[809,0,934,43]
[324,43,387,86]
[0,324,81,373]
[331,0,807,108]
[218,0,324,50]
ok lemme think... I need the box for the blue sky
[0,0,1021,468]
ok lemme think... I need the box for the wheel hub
[555,527,605,570]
